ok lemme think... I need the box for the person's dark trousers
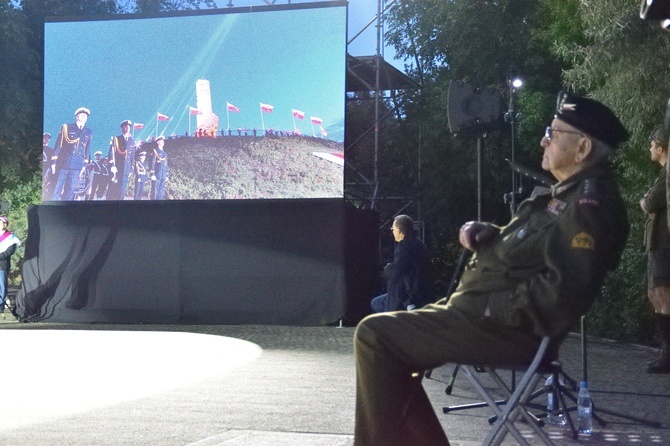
[647,314,670,374]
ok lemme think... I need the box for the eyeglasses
[544,127,584,140]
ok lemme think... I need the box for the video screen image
[42,2,346,201]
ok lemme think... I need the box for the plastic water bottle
[545,376,566,425]
[577,381,593,435]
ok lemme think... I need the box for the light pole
[504,77,523,215]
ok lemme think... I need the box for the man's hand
[459,221,498,251]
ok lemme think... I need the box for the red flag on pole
[260,103,274,113]
[189,106,202,115]
[157,112,170,121]
[134,123,145,130]
[310,116,323,125]
[227,102,240,112]
[292,109,305,120]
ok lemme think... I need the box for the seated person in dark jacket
[353,92,630,446]
[370,214,435,312]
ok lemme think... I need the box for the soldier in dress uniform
[150,135,169,199]
[107,119,136,200]
[50,107,93,201]
[353,91,630,446]
[87,151,111,200]
[133,151,148,200]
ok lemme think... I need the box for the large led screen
[43,2,346,202]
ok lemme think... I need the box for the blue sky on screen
[44,3,347,149]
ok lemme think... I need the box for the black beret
[555,91,628,148]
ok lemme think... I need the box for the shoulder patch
[571,232,595,250]
[577,197,600,207]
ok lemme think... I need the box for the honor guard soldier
[50,107,93,201]
[107,119,136,200]
[151,135,169,199]
[134,151,148,200]
[353,91,630,446]
[87,151,111,200]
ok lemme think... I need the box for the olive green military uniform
[354,163,628,446]
[642,165,670,287]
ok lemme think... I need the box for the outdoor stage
[14,199,378,325]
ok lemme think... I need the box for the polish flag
[134,123,144,130]
[260,103,274,113]
[310,116,323,125]
[320,126,328,137]
[292,109,305,120]
[157,112,170,121]
[189,106,202,115]
[227,102,240,112]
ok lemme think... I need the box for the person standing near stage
[0,216,20,319]
[641,125,670,374]
[370,214,434,312]
[50,107,93,201]
[133,151,148,200]
[107,119,136,200]
[151,135,169,199]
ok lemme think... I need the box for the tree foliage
[379,0,670,341]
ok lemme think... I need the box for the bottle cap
[580,381,588,387]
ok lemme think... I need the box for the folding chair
[460,336,556,446]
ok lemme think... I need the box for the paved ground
[1,292,669,445]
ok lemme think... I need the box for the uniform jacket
[448,163,628,338]
[641,165,669,252]
[152,147,169,180]
[383,235,435,312]
[108,135,136,175]
[52,123,92,170]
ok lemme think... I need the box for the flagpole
[292,115,296,133]
[260,104,265,132]
[311,122,315,137]
[227,107,230,131]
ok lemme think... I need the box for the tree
[382,0,566,293]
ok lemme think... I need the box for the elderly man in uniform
[353,91,630,446]
[107,119,136,200]
[50,107,93,201]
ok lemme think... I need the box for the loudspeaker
[447,81,502,133]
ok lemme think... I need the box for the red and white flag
[134,123,145,130]
[292,109,305,120]
[157,112,170,121]
[227,102,240,113]
[320,125,328,137]
[260,102,274,113]
[310,116,323,125]
[189,106,202,115]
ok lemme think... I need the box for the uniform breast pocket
[495,211,557,268]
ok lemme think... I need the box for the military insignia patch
[571,232,595,250]
[547,198,567,216]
